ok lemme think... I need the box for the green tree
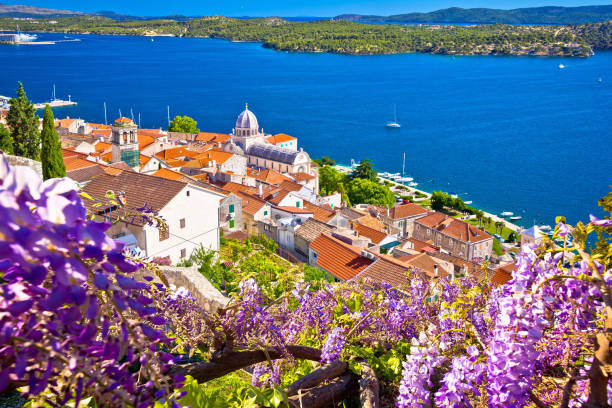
[431,191,448,211]
[495,221,505,235]
[40,105,66,180]
[313,156,336,166]
[7,82,40,159]
[347,178,394,207]
[318,165,347,196]
[0,125,13,154]
[351,159,378,182]
[168,115,200,134]
[507,231,517,243]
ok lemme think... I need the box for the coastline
[334,163,524,235]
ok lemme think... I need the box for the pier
[34,99,77,109]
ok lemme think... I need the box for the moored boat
[501,211,514,217]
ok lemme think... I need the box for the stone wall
[5,154,42,177]
[168,131,197,142]
[156,266,229,313]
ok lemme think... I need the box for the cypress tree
[7,82,40,159]
[0,125,13,154]
[40,105,66,180]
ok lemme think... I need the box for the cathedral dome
[235,104,258,130]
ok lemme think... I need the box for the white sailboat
[15,24,36,42]
[385,105,401,128]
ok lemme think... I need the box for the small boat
[385,105,401,128]
[398,177,413,182]
[538,225,552,232]
[464,201,473,205]
[559,64,566,69]
[409,182,418,187]
[151,38,155,42]
[598,77,603,83]
[510,216,522,221]
[501,211,514,217]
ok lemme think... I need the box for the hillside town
[20,105,518,286]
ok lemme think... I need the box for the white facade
[109,184,224,264]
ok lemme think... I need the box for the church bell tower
[111,117,140,169]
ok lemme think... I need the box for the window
[244,223,247,230]
[180,218,186,229]
[264,210,268,216]
[229,219,235,228]
[229,204,235,213]
[186,190,190,197]
[180,248,186,258]
[296,201,300,208]
[159,227,169,241]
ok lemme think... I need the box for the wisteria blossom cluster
[396,215,612,407]
[0,157,184,406]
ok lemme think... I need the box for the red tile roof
[235,191,267,216]
[278,180,303,192]
[152,168,185,181]
[416,212,492,243]
[309,234,375,281]
[303,201,335,223]
[247,168,292,185]
[275,206,313,214]
[353,223,388,244]
[292,172,315,182]
[378,203,429,219]
[266,133,296,144]
[491,262,515,285]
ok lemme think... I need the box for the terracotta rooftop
[155,147,199,162]
[416,212,492,243]
[354,223,388,244]
[278,180,303,192]
[66,165,105,183]
[88,123,111,130]
[352,256,411,287]
[295,218,336,243]
[195,132,231,143]
[114,117,133,125]
[309,234,375,281]
[63,156,99,172]
[56,117,77,128]
[247,168,292,185]
[235,191,267,216]
[152,168,185,181]
[292,172,316,182]
[91,129,112,138]
[376,203,429,219]
[266,133,296,144]
[82,171,187,217]
[138,134,156,150]
[303,201,335,223]
[406,237,440,254]
[275,206,313,215]
[266,189,293,206]
[138,129,165,138]
[491,262,515,285]
[341,207,367,220]
[354,215,386,231]
[140,154,153,166]
[194,149,234,165]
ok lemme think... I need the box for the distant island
[1,15,611,57]
[336,5,612,25]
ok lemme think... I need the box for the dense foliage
[1,17,610,57]
[0,125,12,154]
[318,163,394,207]
[168,115,200,134]
[337,5,612,25]
[40,105,66,180]
[6,83,40,160]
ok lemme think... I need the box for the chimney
[258,184,263,198]
[434,264,439,277]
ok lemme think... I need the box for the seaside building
[413,212,493,262]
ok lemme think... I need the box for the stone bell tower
[111,117,140,169]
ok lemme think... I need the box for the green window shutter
[264,210,268,216]
[229,219,235,228]
[296,201,300,208]
[229,204,234,213]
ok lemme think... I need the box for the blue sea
[1,32,611,227]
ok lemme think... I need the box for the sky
[6,0,612,17]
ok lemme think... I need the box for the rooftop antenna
[103,102,107,125]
